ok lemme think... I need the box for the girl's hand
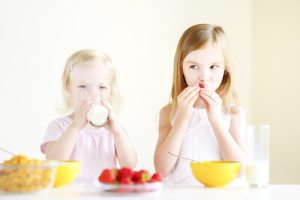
[102,99,123,135]
[199,87,222,122]
[72,96,96,130]
[174,85,201,122]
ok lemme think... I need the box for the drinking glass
[246,125,270,187]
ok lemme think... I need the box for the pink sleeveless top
[40,116,117,182]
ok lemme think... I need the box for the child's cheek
[101,91,111,100]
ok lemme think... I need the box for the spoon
[168,152,197,162]
[0,146,16,156]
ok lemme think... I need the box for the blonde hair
[59,49,121,115]
[169,24,239,118]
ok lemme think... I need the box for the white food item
[87,105,109,127]
[246,162,269,187]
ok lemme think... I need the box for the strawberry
[131,170,139,182]
[119,177,133,185]
[98,169,117,184]
[134,169,151,183]
[134,179,146,185]
[151,172,164,182]
[117,177,133,193]
[199,84,205,88]
[117,167,133,181]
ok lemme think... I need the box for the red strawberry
[117,167,133,181]
[131,170,139,182]
[119,177,133,185]
[117,177,133,193]
[98,169,117,184]
[199,84,205,88]
[134,169,151,183]
[134,179,146,185]
[151,172,164,182]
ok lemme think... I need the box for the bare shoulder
[229,105,246,118]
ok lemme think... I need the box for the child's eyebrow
[99,82,110,87]
[74,80,88,85]
[186,61,223,65]
[211,61,224,65]
[186,61,201,65]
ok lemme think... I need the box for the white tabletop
[1,184,300,200]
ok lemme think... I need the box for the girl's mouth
[198,84,206,88]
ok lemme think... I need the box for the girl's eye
[190,65,199,69]
[99,86,107,89]
[78,85,86,88]
[210,65,219,70]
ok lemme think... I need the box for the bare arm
[154,86,200,176]
[210,106,246,175]
[45,125,80,160]
[200,90,246,175]
[210,106,246,161]
[154,106,187,176]
[45,96,95,160]
[102,100,137,169]
[113,129,137,169]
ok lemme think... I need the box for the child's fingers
[101,99,112,111]
[178,85,199,100]
[209,92,222,104]
[187,93,199,105]
[82,103,94,113]
[200,90,221,104]
[200,90,212,99]
[79,104,94,115]
[184,87,200,103]
[79,98,95,114]
[81,96,96,107]
[101,100,118,121]
[200,93,214,105]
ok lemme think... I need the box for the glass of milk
[246,125,270,188]
[80,85,109,127]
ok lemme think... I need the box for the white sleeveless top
[168,106,245,185]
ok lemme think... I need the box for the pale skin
[154,43,246,177]
[45,60,137,169]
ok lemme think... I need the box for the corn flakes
[0,155,56,192]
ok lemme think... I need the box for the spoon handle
[168,152,196,162]
[0,147,15,156]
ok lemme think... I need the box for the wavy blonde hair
[169,24,239,118]
[58,49,121,115]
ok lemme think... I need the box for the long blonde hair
[169,24,239,118]
[59,49,121,115]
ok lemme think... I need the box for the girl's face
[182,43,225,91]
[68,60,112,111]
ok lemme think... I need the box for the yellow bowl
[190,161,240,187]
[53,160,80,188]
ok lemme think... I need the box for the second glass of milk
[246,125,270,188]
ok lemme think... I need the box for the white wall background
[0,0,252,174]
[252,0,300,184]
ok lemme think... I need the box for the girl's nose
[198,69,210,82]
[91,87,101,96]
[85,85,101,97]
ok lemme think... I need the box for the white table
[1,184,300,200]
